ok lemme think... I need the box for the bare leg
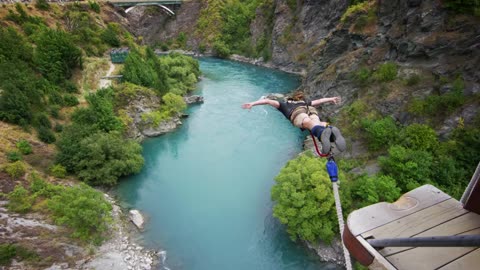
[301,114,328,131]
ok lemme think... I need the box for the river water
[116,58,340,270]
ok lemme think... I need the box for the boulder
[184,95,204,104]
[129,210,145,230]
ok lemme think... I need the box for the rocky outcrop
[184,94,204,104]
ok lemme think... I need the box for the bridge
[108,0,188,15]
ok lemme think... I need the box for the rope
[332,182,353,270]
[309,129,352,269]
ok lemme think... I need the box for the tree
[399,124,438,151]
[73,132,144,186]
[271,153,338,243]
[35,28,82,84]
[122,49,158,89]
[351,174,401,208]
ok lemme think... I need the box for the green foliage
[379,146,433,192]
[351,174,401,208]
[352,67,371,86]
[122,49,159,89]
[341,1,370,22]
[373,62,397,82]
[163,93,187,113]
[6,151,22,162]
[213,40,231,58]
[405,74,421,86]
[16,139,33,155]
[0,244,16,266]
[7,185,33,212]
[5,161,26,179]
[0,244,38,266]
[159,52,200,95]
[63,94,79,107]
[286,0,297,10]
[36,126,56,144]
[443,0,480,16]
[73,132,144,186]
[47,183,112,244]
[362,117,399,151]
[176,32,187,48]
[399,124,438,151]
[35,28,82,84]
[6,3,45,25]
[34,113,51,129]
[88,1,101,13]
[101,24,120,47]
[271,153,337,243]
[50,164,67,178]
[409,77,465,116]
[35,0,50,10]
[72,88,123,133]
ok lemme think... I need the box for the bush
[88,1,101,13]
[352,67,371,86]
[362,117,399,151]
[7,185,33,212]
[73,132,144,186]
[34,0,50,10]
[405,74,421,86]
[6,151,22,162]
[379,145,433,192]
[5,161,26,179]
[47,183,112,244]
[399,124,438,151]
[271,153,338,243]
[54,123,64,133]
[16,139,32,155]
[36,126,56,144]
[373,62,397,82]
[213,40,230,58]
[351,174,401,208]
[33,113,51,129]
[63,94,79,107]
[101,24,120,47]
[443,0,480,15]
[50,164,67,178]
[341,1,370,22]
[0,244,16,265]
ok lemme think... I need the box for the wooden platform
[344,184,480,270]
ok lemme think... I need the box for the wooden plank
[384,228,480,270]
[381,212,480,256]
[356,236,397,270]
[438,248,480,270]
[347,185,451,236]
[362,198,468,239]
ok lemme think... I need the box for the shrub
[443,0,480,15]
[7,185,33,213]
[373,62,397,82]
[5,161,26,179]
[88,1,101,13]
[271,153,338,243]
[36,126,56,144]
[399,124,438,151]
[34,113,51,129]
[50,164,67,178]
[352,67,371,86]
[0,244,16,265]
[379,145,433,192]
[47,183,112,244]
[54,123,64,133]
[63,94,79,107]
[16,139,32,155]
[101,24,120,47]
[341,1,370,22]
[34,0,50,10]
[73,132,144,186]
[405,74,421,86]
[6,151,22,162]
[351,174,401,207]
[362,117,399,151]
[213,40,230,58]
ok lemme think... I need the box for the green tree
[362,117,399,151]
[122,49,158,89]
[34,28,82,84]
[47,183,112,244]
[351,174,401,208]
[73,132,144,186]
[271,153,337,243]
[399,124,438,151]
[379,145,433,191]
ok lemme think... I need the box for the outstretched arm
[242,99,280,109]
[311,96,341,106]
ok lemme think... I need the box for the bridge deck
[344,184,480,270]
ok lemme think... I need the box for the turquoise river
[116,58,341,270]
